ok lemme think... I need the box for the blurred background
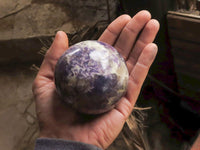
[0,0,199,150]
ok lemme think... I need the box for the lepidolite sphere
[55,40,129,114]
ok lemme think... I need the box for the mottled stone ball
[55,40,129,114]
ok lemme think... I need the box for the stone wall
[0,0,118,64]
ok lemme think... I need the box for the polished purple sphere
[55,40,129,114]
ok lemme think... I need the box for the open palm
[32,10,159,149]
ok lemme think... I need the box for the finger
[126,19,159,72]
[114,10,151,59]
[38,31,69,78]
[116,43,158,118]
[128,43,157,103]
[98,14,131,45]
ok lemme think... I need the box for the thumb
[46,31,69,61]
[36,31,69,79]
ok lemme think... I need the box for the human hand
[32,10,159,149]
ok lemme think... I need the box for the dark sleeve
[34,138,103,150]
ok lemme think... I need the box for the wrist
[39,128,72,141]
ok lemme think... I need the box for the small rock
[26,114,35,124]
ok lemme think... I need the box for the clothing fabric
[35,138,102,150]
